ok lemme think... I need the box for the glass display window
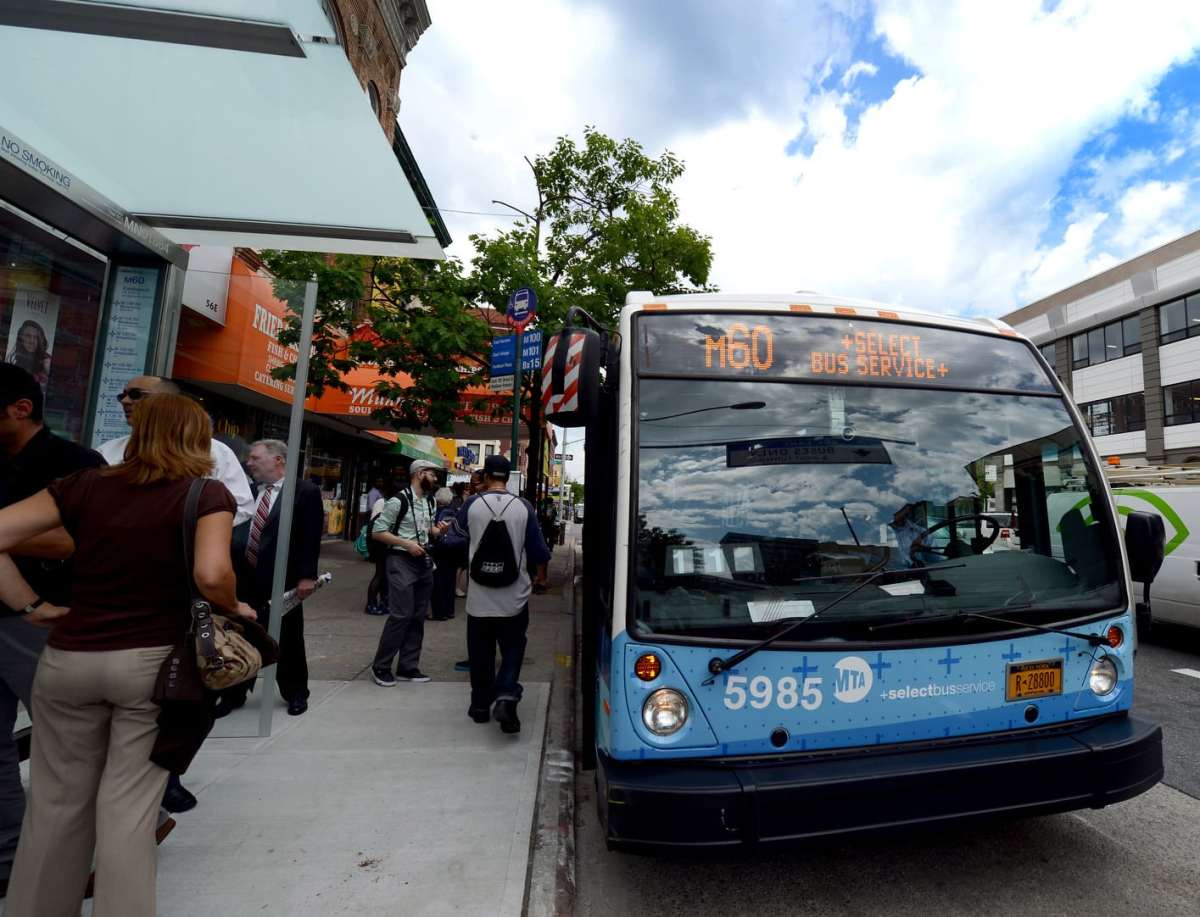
[0,207,106,444]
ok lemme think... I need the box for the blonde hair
[103,393,214,484]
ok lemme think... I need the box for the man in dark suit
[222,438,323,717]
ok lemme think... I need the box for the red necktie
[245,483,274,568]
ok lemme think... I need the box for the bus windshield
[632,321,1123,642]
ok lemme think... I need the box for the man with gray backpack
[450,454,549,733]
[369,460,449,686]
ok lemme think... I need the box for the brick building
[324,0,432,136]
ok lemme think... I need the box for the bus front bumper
[597,715,1162,850]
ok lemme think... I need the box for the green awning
[390,433,447,468]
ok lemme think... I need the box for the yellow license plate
[1005,659,1063,701]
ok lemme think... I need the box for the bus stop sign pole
[507,287,537,469]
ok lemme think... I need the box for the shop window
[1159,293,1200,345]
[1081,393,1145,436]
[485,444,495,457]
[1163,379,1200,427]
[0,209,106,444]
[1071,315,1141,369]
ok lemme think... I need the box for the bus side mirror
[543,328,602,427]
[1125,510,1165,585]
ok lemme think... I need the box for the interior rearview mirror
[542,328,602,427]
[1125,510,1165,585]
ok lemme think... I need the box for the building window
[367,81,381,116]
[484,444,495,457]
[1039,342,1056,367]
[1071,315,1141,369]
[1081,394,1145,436]
[1163,379,1200,426]
[1159,292,1200,345]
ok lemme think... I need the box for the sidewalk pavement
[145,537,576,916]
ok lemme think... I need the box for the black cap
[484,453,511,480]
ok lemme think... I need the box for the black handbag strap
[182,478,206,604]
[181,479,224,671]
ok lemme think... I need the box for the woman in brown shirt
[0,393,254,917]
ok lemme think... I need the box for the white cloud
[1112,179,1190,249]
[403,0,1200,318]
[841,60,879,87]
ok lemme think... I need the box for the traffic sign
[507,287,538,329]
[490,330,542,376]
[552,454,575,463]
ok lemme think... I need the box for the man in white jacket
[97,375,253,525]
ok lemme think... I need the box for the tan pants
[5,644,172,917]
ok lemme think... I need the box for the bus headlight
[1089,656,1118,696]
[642,688,689,735]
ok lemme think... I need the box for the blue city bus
[542,293,1166,851]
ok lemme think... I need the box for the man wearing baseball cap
[369,459,449,685]
[450,454,549,733]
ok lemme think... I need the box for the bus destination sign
[637,312,1056,394]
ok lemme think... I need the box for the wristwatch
[22,597,44,616]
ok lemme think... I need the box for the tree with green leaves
[472,127,714,496]
[259,251,496,433]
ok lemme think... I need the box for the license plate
[1005,658,1063,701]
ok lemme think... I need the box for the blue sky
[404,0,1200,321]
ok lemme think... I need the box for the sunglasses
[116,387,151,403]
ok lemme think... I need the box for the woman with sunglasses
[0,393,255,917]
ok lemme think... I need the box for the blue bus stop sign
[507,287,538,329]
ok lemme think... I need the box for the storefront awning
[0,9,444,259]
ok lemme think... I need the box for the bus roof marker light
[834,307,857,316]
[878,310,899,320]
[635,653,662,681]
[643,303,668,311]
[789,304,813,313]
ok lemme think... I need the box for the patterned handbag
[182,479,262,689]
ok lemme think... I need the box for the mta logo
[833,656,873,703]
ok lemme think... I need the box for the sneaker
[397,670,432,683]
[455,589,467,597]
[468,705,490,724]
[453,659,471,672]
[372,667,397,687]
[493,699,521,734]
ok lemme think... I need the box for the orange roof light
[643,302,668,311]
[635,653,663,681]
[1107,457,1121,466]
[877,310,899,320]
[789,304,813,313]
[834,306,857,316]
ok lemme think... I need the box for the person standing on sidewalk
[0,365,104,898]
[428,487,459,621]
[0,393,254,917]
[453,455,549,733]
[364,478,398,615]
[97,375,254,526]
[369,460,448,686]
[221,440,323,717]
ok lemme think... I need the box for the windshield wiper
[869,604,1111,647]
[700,561,966,685]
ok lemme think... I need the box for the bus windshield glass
[632,313,1121,642]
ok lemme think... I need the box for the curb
[524,540,579,917]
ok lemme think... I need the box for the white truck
[1046,468,1200,629]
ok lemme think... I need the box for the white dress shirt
[97,435,255,526]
